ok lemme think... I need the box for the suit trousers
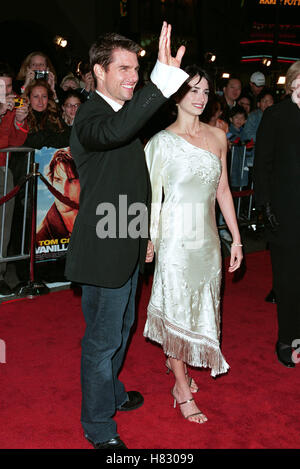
[270,242,300,345]
[80,265,139,444]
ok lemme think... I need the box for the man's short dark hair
[0,62,15,79]
[89,33,141,73]
[229,104,247,120]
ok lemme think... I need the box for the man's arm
[75,22,188,152]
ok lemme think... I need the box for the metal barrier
[0,146,49,297]
[0,147,34,263]
[229,143,255,225]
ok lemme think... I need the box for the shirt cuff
[150,60,189,98]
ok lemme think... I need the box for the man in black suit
[254,61,300,369]
[65,23,187,449]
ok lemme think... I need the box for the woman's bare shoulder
[207,124,227,146]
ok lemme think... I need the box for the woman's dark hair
[61,89,84,105]
[200,93,222,123]
[173,64,213,103]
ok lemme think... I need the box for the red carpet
[1,250,300,449]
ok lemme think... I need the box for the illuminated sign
[259,0,300,5]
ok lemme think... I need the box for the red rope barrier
[0,185,22,205]
[232,189,254,198]
[0,172,79,211]
[38,174,79,210]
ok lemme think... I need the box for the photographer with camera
[0,62,29,295]
[16,52,59,102]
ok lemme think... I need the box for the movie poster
[34,146,80,261]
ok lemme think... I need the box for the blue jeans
[80,266,139,443]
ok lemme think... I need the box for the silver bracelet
[231,242,243,247]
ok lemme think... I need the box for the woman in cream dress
[144,66,243,424]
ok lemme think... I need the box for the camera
[14,97,25,108]
[34,70,49,80]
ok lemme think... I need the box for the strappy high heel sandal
[165,360,199,393]
[171,390,207,424]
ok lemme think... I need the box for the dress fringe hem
[144,312,229,378]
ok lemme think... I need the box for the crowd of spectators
[0,48,296,295]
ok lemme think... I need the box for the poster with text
[35,146,80,261]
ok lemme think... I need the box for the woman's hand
[15,102,29,124]
[158,21,185,68]
[145,240,154,263]
[24,67,35,88]
[47,71,56,93]
[84,72,95,92]
[0,93,15,114]
[228,245,243,273]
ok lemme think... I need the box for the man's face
[53,163,80,213]
[250,82,264,96]
[95,48,139,105]
[224,79,242,103]
[231,112,246,130]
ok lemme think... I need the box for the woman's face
[62,96,81,121]
[258,94,274,112]
[291,74,300,108]
[178,75,209,116]
[238,97,251,114]
[61,79,78,91]
[30,85,48,112]
[30,55,47,71]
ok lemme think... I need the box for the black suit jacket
[65,83,167,287]
[254,97,300,245]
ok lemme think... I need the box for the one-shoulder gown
[143,130,229,377]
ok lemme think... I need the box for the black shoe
[87,436,127,449]
[275,342,295,368]
[265,289,276,303]
[118,391,144,411]
[0,280,12,296]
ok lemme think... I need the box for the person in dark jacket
[65,23,187,449]
[254,61,300,368]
